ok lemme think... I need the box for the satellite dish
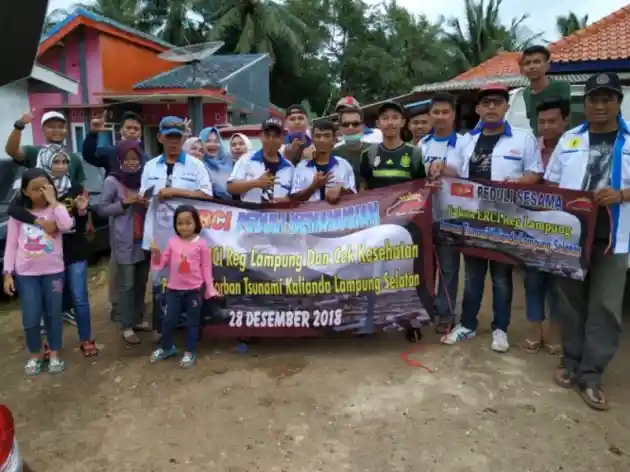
[158,41,225,63]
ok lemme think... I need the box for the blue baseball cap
[159,116,186,136]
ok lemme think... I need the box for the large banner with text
[434,177,597,280]
[146,182,435,337]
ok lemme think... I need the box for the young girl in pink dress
[149,205,220,368]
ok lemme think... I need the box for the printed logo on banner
[566,197,594,213]
[198,209,233,231]
[450,182,474,198]
[386,191,428,216]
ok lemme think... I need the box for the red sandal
[80,340,99,358]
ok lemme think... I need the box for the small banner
[434,177,597,280]
[146,182,436,336]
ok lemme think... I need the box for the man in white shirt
[227,117,294,203]
[420,92,464,333]
[544,72,629,411]
[439,83,543,353]
[291,119,356,202]
[139,116,213,250]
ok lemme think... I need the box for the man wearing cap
[334,96,383,145]
[140,116,212,248]
[544,72,629,410]
[281,104,314,164]
[228,117,294,203]
[406,104,433,145]
[440,83,543,353]
[332,106,371,188]
[5,111,85,184]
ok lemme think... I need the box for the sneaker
[121,329,141,345]
[441,324,476,345]
[24,358,42,376]
[491,329,510,353]
[180,352,197,369]
[48,357,65,374]
[150,346,178,363]
[63,310,77,326]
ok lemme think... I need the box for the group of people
[2,44,627,410]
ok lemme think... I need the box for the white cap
[41,111,66,127]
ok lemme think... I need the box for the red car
[216,124,263,153]
[0,405,32,472]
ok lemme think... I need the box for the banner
[146,182,435,336]
[434,177,597,280]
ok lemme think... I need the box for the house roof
[552,5,630,62]
[134,54,268,89]
[414,72,630,93]
[30,63,78,94]
[39,8,174,56]
[454,52,522,81]
[453,5,630,80]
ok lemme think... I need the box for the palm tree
[199,0,308,65]
[556,12,589,37]
[139,0,206,45]
[444,0,543,71]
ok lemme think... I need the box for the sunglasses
[340,121,362,127]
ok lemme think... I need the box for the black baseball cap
[261,117,284,132]
[584,72,623,98]
[478,83,510,102]
[377,100,404,117]
[285,104,307,117]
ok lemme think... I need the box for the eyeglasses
[340,121,362,127]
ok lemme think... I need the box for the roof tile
[452,5,630,80]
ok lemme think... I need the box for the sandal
[576,383,610,411]
[48,358,66,374]
[180,353,197,369]
[80,340,99,357]
[554,365,574,388]
[150,346,178,363]
[545,343,562,357]
[522,338,542,353]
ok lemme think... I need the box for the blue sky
[47,0,628,42]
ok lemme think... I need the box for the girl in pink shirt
[3,169,74,376]
[149,205,219,368]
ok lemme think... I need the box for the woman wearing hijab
[95,141,150,345]
[199,126,234,200]
[182,137,204,160]
[229,133,253,160]
[8,148,98,357]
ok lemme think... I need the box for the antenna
[158,41,225,84]
[158,41,225,63]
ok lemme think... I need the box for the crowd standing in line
[2,45,627,411]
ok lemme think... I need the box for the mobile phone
[143,186,155,199]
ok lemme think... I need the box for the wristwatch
[13,120,25,131]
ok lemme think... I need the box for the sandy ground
[1,259,629,472]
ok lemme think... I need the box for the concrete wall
[0,81,33,160]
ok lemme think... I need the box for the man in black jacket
[82,110,147,322]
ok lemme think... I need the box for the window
[71,123,86,153]
[239,113,247,123]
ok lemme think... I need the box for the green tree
[200,0,308,63]
[556,12,589,37]
[444,0,542,71]
[139,0,206,45]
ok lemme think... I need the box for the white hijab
[37,144,72,196]
[230,133,253,158]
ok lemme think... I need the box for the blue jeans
[461,256,513,333]
[162,288,202,353]
[523,268,558,322]
[16,273,64,353]
[65,261,92,341]
[435,246,460,319]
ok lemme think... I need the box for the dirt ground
[1,259,629,472]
